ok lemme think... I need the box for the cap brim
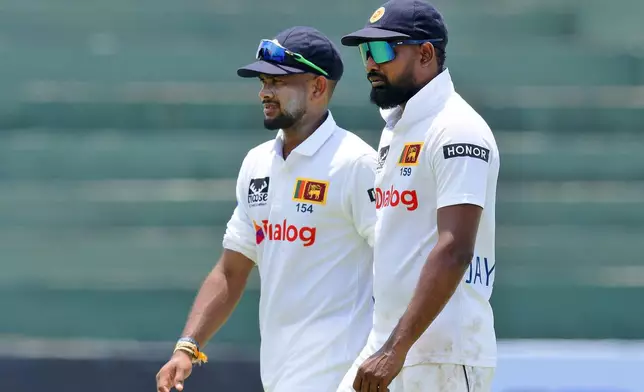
[341,27,411,46]
[237,60,306,78]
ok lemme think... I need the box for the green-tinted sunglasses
[358,39,444,66]
[256,39,329,77]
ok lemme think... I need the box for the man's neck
[281,110,328,159]
[402,68,441,113]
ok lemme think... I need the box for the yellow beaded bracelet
[173,341,208,365]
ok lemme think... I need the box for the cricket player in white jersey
[336,0,500,391]
[155,26,378,392]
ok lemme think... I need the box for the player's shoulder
[246,138,276,157]
[236,138,275,177]
[331,126,377,159]
[440,93,491,131]
[240,138,275,165]
[328,126,378,171]
[431,93,497,148]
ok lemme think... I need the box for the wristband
[174,337,208,365]
[177,336,201,351]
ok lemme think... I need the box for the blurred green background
[2,0,644,352]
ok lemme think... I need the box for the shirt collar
[273,110,337,157]
[380,68,455,131]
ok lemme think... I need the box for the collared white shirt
[223,112,377,391]
[371,69,500,368]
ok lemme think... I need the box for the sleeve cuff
[437,194,486,209]
[222,238,257,264]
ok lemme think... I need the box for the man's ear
[419,42,436,67]
[310,76,327,99]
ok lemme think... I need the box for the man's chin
[263,115,296,131]
[263,119,282,130]
[370,85,419,109]
[370,89,402,109]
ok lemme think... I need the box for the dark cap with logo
[341,0,448,49]
[237,26,344,81]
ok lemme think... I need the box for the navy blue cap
[237,26,344,81]
[341,0,448,48]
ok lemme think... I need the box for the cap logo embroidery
[370,7,385,23]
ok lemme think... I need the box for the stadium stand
[1,0,644,346]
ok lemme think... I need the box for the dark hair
[328,78,338,94]
[435,47,446,71]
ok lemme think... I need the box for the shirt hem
[403,354,497,368]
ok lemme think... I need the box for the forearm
[385,242,471,354]
[181,264,249,347]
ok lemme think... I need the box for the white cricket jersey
[372,69,500,368]
[222,112,377,391]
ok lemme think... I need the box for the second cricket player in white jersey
[341,71,500,392]
[338,0,500,390]
[369,69,499,368]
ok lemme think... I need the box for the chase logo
[248,177,269,207]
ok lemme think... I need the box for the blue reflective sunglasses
[358,39,444,66]
[256,39,329,77]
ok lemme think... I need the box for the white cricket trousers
[336,337,495,392]
[337,361,494,392]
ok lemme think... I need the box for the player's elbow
[453,248,474,267]
[216,249,254,285]
[437,236,475,268]
[446,247,474,269]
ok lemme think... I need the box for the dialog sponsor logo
[375,186,418,211]
[253,219,316,247]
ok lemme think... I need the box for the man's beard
[368,72,421,109]
[263,101,305,131]
[264,111,298,130]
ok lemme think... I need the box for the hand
[352,347,405,392]
[156,351,193,392]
